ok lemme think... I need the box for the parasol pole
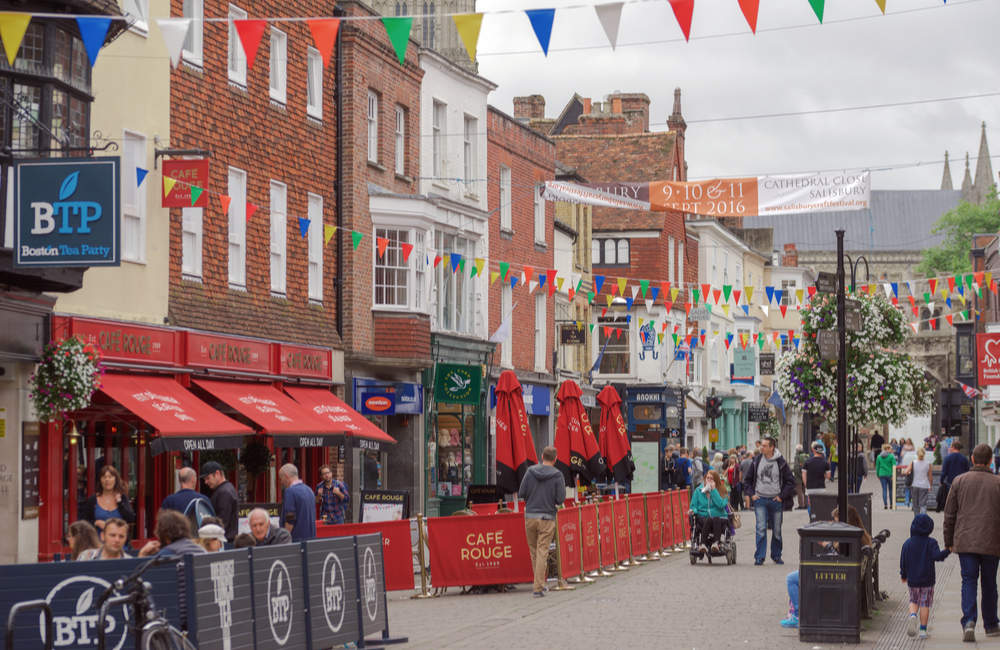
[574,475,580,503]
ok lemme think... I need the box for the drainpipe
[334,5,345,339]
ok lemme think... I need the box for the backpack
[663,457,682,489]
[183,496,216,532]
[691,458,705,485]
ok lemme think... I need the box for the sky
[473,0,1000,190]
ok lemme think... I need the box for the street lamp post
[842,254,869,496]
[836,231,848,520]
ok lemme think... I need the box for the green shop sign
[434,363,481,405]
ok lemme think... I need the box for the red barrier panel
[426,512,534,587]
[628,494,648,556]
[613,498,631,563]
[581,504,601,572]
[671,490,684,546]
[556,507,582,580]
[659,491,673,547]
[317,519,415,591]
[646,493,662,552]
[468,503,502,516]
[597,501,615,568]
[679,489,691,541]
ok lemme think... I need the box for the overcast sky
[474,0,1000,190]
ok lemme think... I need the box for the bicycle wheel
[141,621,197,650]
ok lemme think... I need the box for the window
[597,316,630,375]
[181,207,202,278]
[227,167,247,288]
[308,193,323,301]
[499,165,511,230]
[227,5,248,86]
[434,230,476,334]
[307,47,322,119]
[374,228,410,307]
[678,241,685,285]
[122,131,146,262]
[182,0,203,65]
[394,2,408,15]
[593,238,630,266]
[269,28,286,104]
[269,181,286,295]
[604,240,616,264]
[366,90,378,162]
[781,279,796,306]
[668,236,675,285]
[723,251,730,285]
[394,105,406,175]
[432,100,445,177]
[501,284,513,367]
[534,183,545,244]
[710,341,720,380]
[421,2,436,47]
[414,230,426,310]
[463,115,476,186]
[534,293,547,372]
[123,0,149,34]
[591,239,600,266]
[617,240,629,265]
[687,348,702,384]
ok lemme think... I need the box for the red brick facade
[487,106,555,373]
[372,312,432,360]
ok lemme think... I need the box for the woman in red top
[726,455,742,511]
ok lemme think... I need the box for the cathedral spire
[972,121,994,204]
[941,151,953,190]
[961,152,973,201]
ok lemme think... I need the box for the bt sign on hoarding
[13,157,121,267]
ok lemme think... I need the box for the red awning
[98,374,252,455]
[193,379,338,447]
[285,386,397,444]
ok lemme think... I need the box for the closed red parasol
[494,370,537,494]
[597,385,635,483]
[554,379,605,486]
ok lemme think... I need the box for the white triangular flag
[760,305,769,317]
[490,301,519,343]
[883,283,893,298]
[630,284,639,299]
[157,18,191,69]
[928,302,935,313]
[528,280,538,294]
[594,2,624,50]
[645,299,653,312]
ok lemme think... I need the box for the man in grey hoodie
[742,436,795,566]
[518,446,567,597]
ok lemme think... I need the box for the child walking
[900,513,950,638]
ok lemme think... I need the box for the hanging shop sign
[759,352,775,376]
[434,363,481,405]
[521,383,551,416]
[977,333,1000,386]
[161,158,210,208]
[732,348,756,384]
[13,157,121,267]
[63,316,181,366]
[747,403,770,422]
[560,325,586,344]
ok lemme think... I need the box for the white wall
[0,362,39,564]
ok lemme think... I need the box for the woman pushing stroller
[690,470,730,554]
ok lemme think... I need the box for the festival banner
[646,493,662,552]
[597,500,616,568]
[613,498,631,563]
[556,506,582,580]
[316,519,415,591]
[678,489,692,541]
[542,170,871,217]
[426,512,533,587]
[581,504,601,572]
[628,494,648,556]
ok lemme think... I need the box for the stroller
[688,506,738,565]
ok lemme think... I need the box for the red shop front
[37,316,384,560]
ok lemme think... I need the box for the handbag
[731,511,742,529]
[905,463,914,488]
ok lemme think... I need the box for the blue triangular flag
[946,297,952,309]
[594,275,605,295]
[765,286,775,303]
[136,167,148,188]
[539,274,547,288]
[794,337,801,349]
[774,289,783,305]
[298,217,310,238]
[450,253,462,273]
[649,287,660,302]
[726,333,734,345]
[76,17,112,67]
[625,314,631,324]
[625,296,634,311]
[510,274,519,289]
[525,9,555,55]
[891,282,899,298]
[742,304,750,315]
[956,285,964,296]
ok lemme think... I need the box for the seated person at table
[248,507,292,546]
[690,470,730,553]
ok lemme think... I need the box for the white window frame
[534,183,545,245]
[308,193,323,302]
[668,236,675,285]
[534,292,547,372]
[596,316,630,376]
[182,0,204,67]
[678,240,685,287]
[432,100,445,177]
[781,279,796,306]
[394,105,406,175]
[463,115,476,186]
[591,239,600,266]
[434,230,477,335]
[227,167,247,289]
[499,165,511,231]
[269,28,287,104]
[307,47,322,120]
[501,283,513,367]
[181,207,202,279]
[269,180,287,296]
[227,4,248,87]
[367,90,378,163]
[617,240,629,265]
[122,130,146,263]
[123,0,149,35]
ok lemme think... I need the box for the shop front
[719,396,749,451]
[35,315,372,559]
[624,385,685,493]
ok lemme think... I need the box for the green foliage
[758,418,780,438]
[933,445,942,466]
[917,190,1000,277]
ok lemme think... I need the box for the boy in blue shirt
[901,514,950,639]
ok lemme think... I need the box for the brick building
[487,105,557,460]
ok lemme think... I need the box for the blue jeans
[959,553,1000,628]
[754,497,783,563]
[879,476,892,506]
[787,570,800,617]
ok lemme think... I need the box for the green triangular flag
[639,279,649,297]
[499,261,510,281]
[190,185,203,206]
[672,334,678,345]
[966,274,974,289]
[589,323,595,332]
[978,287,984,300]
[692,288,700,305]
[705,304,712,314]
[808,0,824,23]
[963,310,970,320]
[722,285,732,302]
[923,292,931,304]
[351,230,364,250]
[381,17,413,65]
[587,291,595,304]
[758,336,765,350]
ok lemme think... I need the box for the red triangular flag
[664,301,673,312]
[376,236,389,259]
[661,282,671,300]
[601,308,608,318]
[712,289,722,304]
[661,321,668,332]
[930,318,938,330]
[234,19,267,70]
[568,287,575,302]
[992,280,998,294]
[700,334,706,346]
[603,326,612,338]
[433,254,442,267]
[685,302,692,316]
[724,338,731,351]
[737,0,759,33]
[308,18,340,68]
[245,202,258,223]
[780,304,788,317]
[946,314,954,326]
[523,266,534,284]
[975,271,985,286]
[701,283,711,299]
[908,295,916,306]
[947,276,956,293]
[912,306,919,317]
[928,278,938,294]
[807,286,816,298]
[732,289,742,304]
[401,242,413,263]
[668,0,695,41]
[219,194,232,215]
[616,328,623,340]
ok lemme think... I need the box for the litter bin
[798,520,863,643]
[808,490,872,533]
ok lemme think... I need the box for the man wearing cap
[201,461,238,542]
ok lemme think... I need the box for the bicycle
[96,554,197,650]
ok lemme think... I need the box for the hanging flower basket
[29,337,103,422]
[758,418,780,439]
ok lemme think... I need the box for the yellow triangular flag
[163,176,177,198]
[941,288,949,300]
[671,287,680,302]
[874,0,886,14]
[796,288,804,304]
[474,257,485,276]
[721,305,730,316]
[490,271,499,285]
[452,13,484,63]
[987,272,993,287]
[606,294,614,307]
[443,253,451,269]
[556,277,564,291]
[0,14,31,66]
[324,224,336,246]
[617,277,627,296]
[744,286,754,304]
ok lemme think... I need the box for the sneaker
[773,558,784,565]
[755,559,764,566]
[779,615,799,629]
[919,629,929,639]
[532,591,545,598]
[907,614,918,638]
[964,621,976,642]
[986,627,1000,637]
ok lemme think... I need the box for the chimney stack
[782,243,798,267]
[512,95,546,120]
